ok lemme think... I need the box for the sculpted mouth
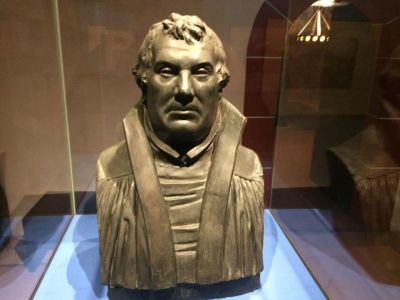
[169,110,198,117]
[167,106,199,120]
[172,108,195,112]
[168,105,199,114]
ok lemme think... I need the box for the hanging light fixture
[291,0,348,43]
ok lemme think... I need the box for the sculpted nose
[175,71,194,106]
[177,70,193,94]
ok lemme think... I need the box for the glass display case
[269,1,400,299]
[0,0,399,299]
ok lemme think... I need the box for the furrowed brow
[154,61,178,70]
[191,62,214,71]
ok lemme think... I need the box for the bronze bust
[96,13,264,293]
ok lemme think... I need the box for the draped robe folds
[96,99,264,290]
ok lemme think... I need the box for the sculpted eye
[193,67,211,79]
[159,67,176,78]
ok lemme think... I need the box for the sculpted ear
[140,76,148,89]
[141,74,148,85]
[138,79,147,96]
[215,63,229,93]
[218,75,229,93]
[132,68,148,94]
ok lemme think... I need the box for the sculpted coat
[96,99,264,290]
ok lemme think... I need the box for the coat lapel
[123,104,177,289]
[196,99,247,283]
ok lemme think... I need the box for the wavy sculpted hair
[132,13,230,95]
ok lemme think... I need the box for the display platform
[33,211,325,299]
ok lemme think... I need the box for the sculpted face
[145,36,221,151]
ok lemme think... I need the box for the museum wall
[0,1,71,220]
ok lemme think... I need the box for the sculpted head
[132,13,230,151]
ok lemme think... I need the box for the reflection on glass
[329,45,400,231]
[271,1,400,299]
[0,2,72,299]
[291,0,348,43]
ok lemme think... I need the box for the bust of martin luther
[96,13,264,292]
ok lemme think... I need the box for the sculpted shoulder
[234,145,263,180]
[97,140,132,180]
